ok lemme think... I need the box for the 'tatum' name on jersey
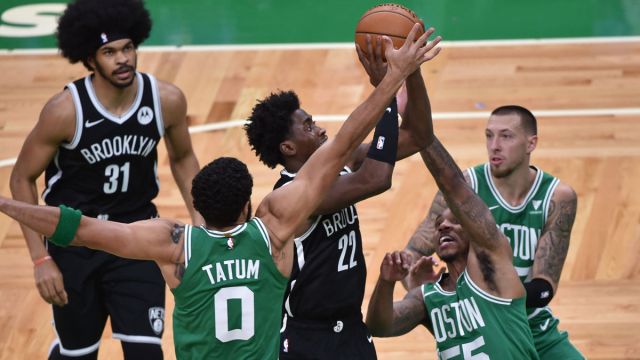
[201,259,260,286]
[322,205,358,237]
[80,135,157,164]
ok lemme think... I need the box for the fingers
[403,23,423,45]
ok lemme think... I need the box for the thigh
[103,257,166,341]
[50,246,109,352]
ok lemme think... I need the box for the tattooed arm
[419,138,523,298]
[531,182,577,293]
[0,196,185,287]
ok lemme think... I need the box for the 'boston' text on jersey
[430,296,486,342]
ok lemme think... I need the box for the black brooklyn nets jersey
[43,72,163,221]
[275,168,366,320]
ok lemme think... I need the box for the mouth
[490,156,503,166]
[438,235,456,249]
[320,136,328,145]
[113,67,133,79]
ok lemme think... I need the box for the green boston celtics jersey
[423,271,539,359]
[171,218,288,360]
[468,164,559,283]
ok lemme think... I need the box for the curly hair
[192,157,253,228]
[244,90,300,168]
[56,0,152,70]
[491,105,537,136]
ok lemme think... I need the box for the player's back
[423,271,539,359]
[171,219,287,359]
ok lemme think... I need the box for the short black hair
[244,90,300,168]
[192,157,253,228]
[491,105,537,135]
[56,0,152,70]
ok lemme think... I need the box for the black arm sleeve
[524,278,554,308]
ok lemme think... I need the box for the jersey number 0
[214,286,255,342]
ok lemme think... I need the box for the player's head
[56,0,151,84]
[192,157,253,228]
[485,105,538,178]
[245,90,327,169]
[434,208,470,263]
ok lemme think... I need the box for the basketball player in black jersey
[244,31,441,359]
[9,0,201,358]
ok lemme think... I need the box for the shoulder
[155,79,187,126]
[156,79,186,105]
[37,90,77,141]
[550,181,577,207]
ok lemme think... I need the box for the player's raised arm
[259,25,440,264]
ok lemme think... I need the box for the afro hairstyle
[491,105,538,136]
[192,157,253,228]
[56,0,151,70]
[244,90,300,169]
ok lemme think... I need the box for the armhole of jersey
[147,74,165,137]
[252,217,272,255]
[463,270,513,306]
[62,83,83,150]
[466,167,478,193]
[183,224,192,269]
[542,178,560,222]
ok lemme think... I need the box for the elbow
[363,162,393,194]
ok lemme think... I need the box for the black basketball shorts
[280,315,377,360]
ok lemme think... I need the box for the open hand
[380,251,413,282]
[383,25,442,79]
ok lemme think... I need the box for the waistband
[282,313,364,332]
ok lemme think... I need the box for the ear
[526,134,538,154]
[87,56,96,71]
[280,140,296,157]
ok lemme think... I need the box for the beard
[94,61,136,89]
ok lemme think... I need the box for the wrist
[33,255,52,266]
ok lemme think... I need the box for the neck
[441,259,465,290]
[283,158,305,174]
[91,72,137,117]
[490,163,536,206]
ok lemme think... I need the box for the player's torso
[43,72,163,221]
[275,168,367,320]
[172,219,287,359]
[423,272,539,359]
[468,163,559,282]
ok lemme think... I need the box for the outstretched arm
[259,26,442,275]
[420,139,522,297]
[0,196,189,288]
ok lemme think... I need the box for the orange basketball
[355,3,425,60]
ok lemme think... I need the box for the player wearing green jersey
[0,25,439,360]
[402,106,583,359]
[366,107,539,359]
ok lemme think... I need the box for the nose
[488,137,500,152]
[437,219,452,232]
[317,126,326,137]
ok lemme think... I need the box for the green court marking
[1,0,639,50]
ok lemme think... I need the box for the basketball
[355,3,425,60]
